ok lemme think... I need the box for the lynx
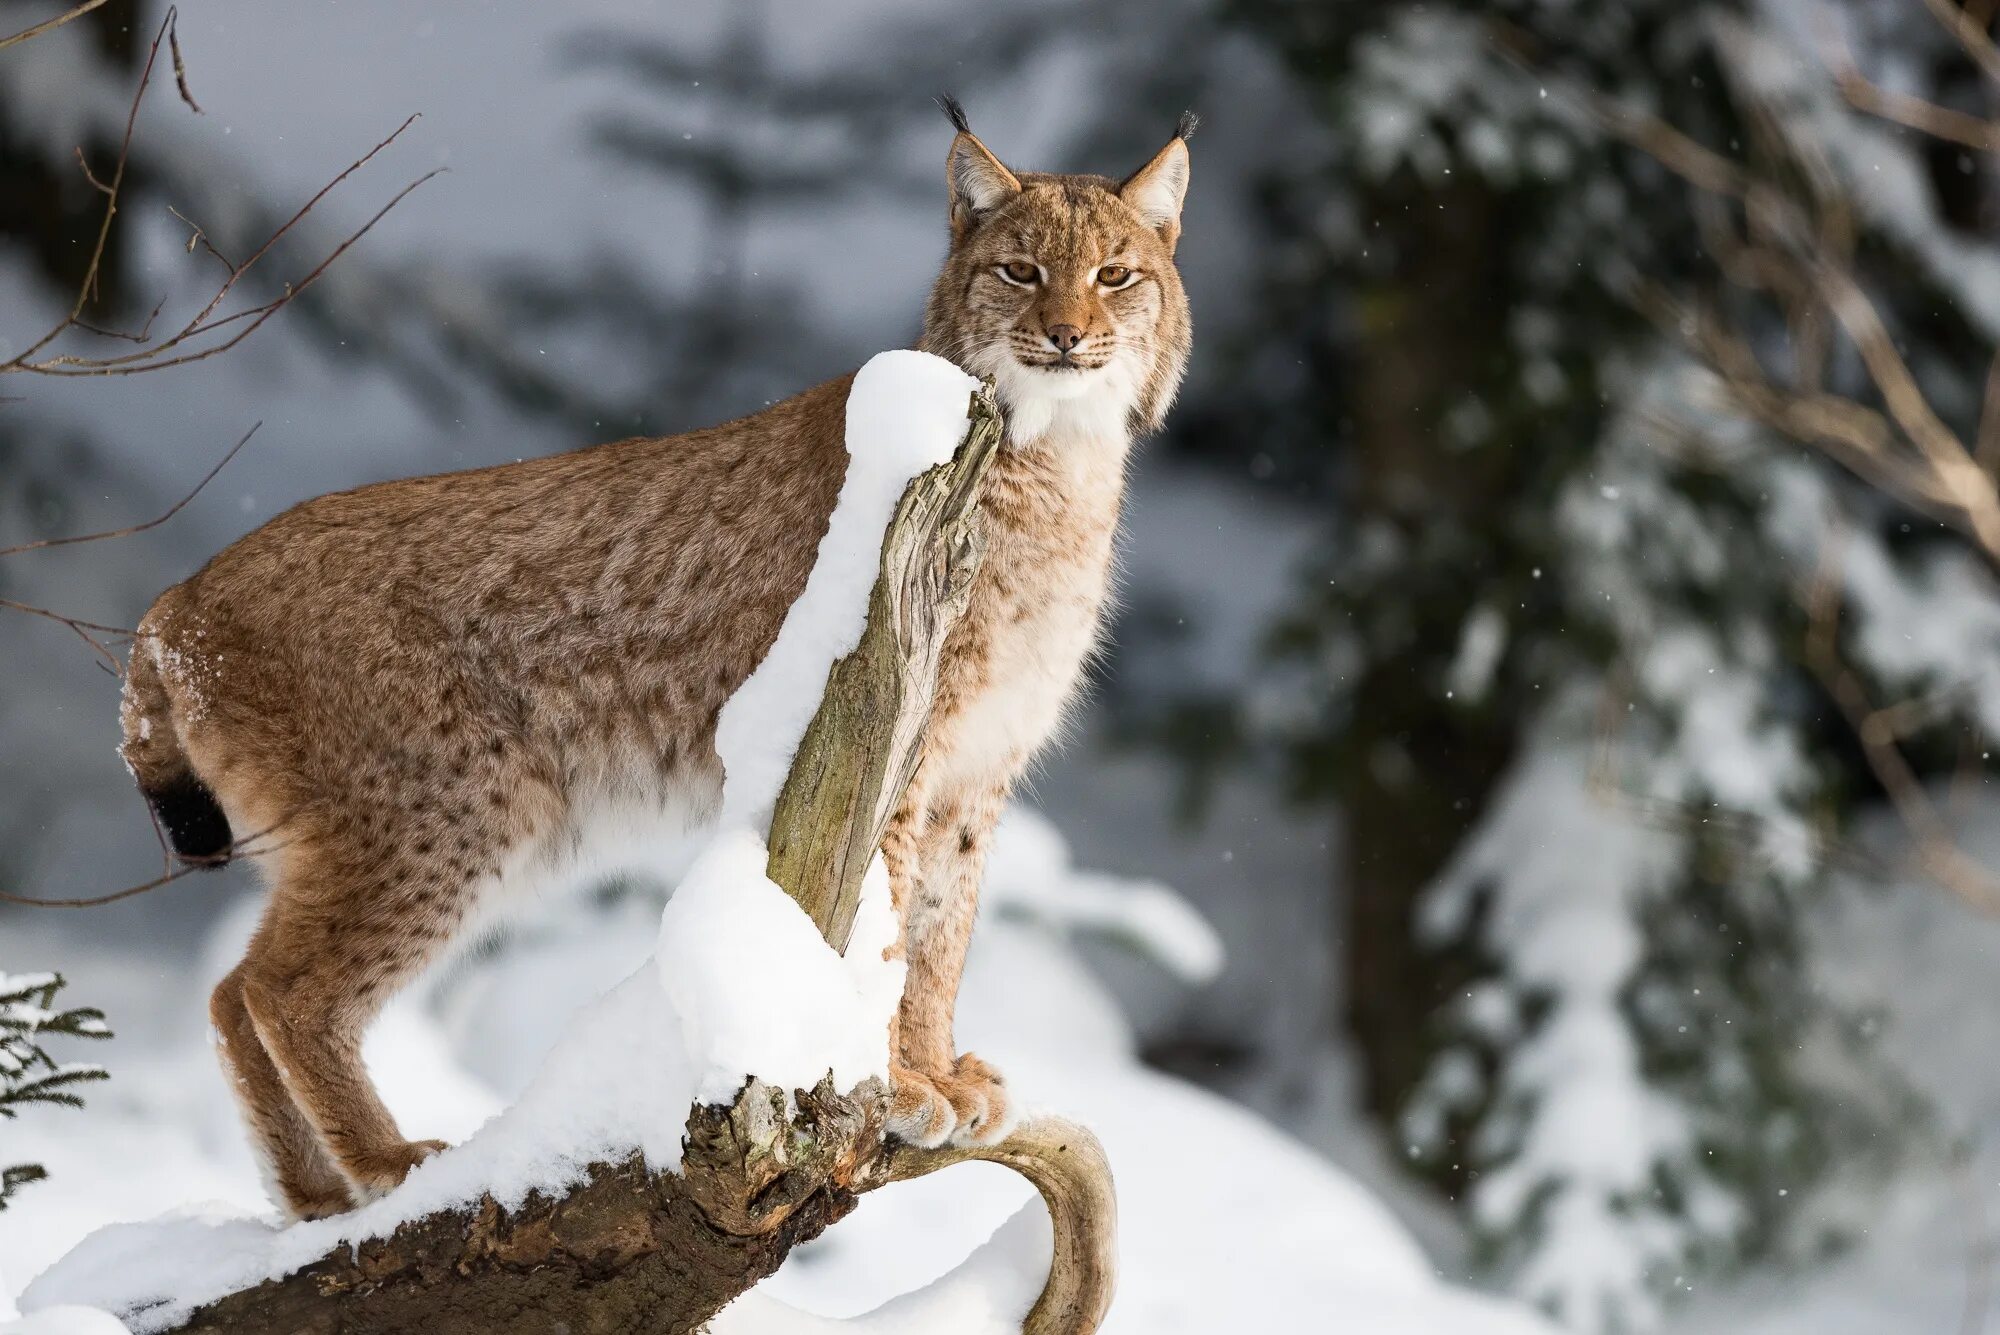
[120,101,1194,1220]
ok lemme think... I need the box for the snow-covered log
[134,368,1116,1334]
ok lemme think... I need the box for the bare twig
[5,114,438,379]
[1586,662,1876,885]
[166,205,234,270]
[0,424,261,675]
[1923,0,2000,88]
[0,0,110,53]
[1565,17,2000,913]
[1976,350,2000,479]
[1833,65,2000,151]
[0,424,257,561]
[0,599,126,674]
[0,822,291,909]
[1822,8,2000,150]
[1,9,435,384]
[1604,89,2000,562]
[1800,530,2000,913]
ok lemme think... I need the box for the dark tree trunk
[1339,179,1521,1135]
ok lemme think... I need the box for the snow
[680,344,967,1100]
[4,805,1558,1335]
[8,2,2000,1327]
[1730,9,2000,342]
[0,1310,130,1335]
[1445,604,1508,706]
[1661,796,2000,1335]
[716,348,979,831]
[1400,368,1834,1326]
[1765,453,2000,742]
[659,830,905,1106]
[712,1205,1049,1334]
[18,842,906,1330]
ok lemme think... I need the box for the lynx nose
[1046,324,1084,354]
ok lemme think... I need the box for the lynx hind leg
[234,840,475,1202]
[884,784,1012,1148]
[210,964,354,1220]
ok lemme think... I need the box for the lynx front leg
[884,782,1013,1148]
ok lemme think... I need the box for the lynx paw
[888,1054,1013,1148]
[346,1137,450,1199]
[284,1183,357,1223]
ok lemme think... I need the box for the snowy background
[6,0,2000,1330]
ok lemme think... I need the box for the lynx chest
[926,443,1125,794]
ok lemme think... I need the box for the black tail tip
[937,93,971,134]
[147,776,233,865]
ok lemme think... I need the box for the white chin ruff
[994,359,1136,445]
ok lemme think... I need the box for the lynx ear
[939,97,1020,237]
[1121,113,1195,253]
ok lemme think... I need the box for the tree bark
[157,383,1119,1335]
[1341,180,1522,1143]
[765,386,1001,951]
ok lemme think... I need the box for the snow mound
[717,348,979,830]
[660,830,905,1106]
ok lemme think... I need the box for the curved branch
[767,384,1002,946]
[870,1115,1118,1335]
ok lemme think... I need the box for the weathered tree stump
[158,384,1117,1334]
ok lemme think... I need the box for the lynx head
[920,98,1194,445]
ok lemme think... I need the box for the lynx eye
[997,260,1041,287]
[1096,264,1135,289]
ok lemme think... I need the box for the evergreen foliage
[0,972,110,1211]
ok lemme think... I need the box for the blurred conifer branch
[0,973,111,1211]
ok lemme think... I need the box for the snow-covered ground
[0,806,1555,1334]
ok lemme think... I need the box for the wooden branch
[1922,0,2000,88]
[1604,51,2000,563]
[767,383,1002,949]
[1833,62,2000,151]
[1799,532,2000,914]
[873,1115,1118,1335]
[161,1147,857,1335]
[147,383,1118,1334]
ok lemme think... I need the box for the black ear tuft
[937,94,971,134]
[1175,110,1200,143]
